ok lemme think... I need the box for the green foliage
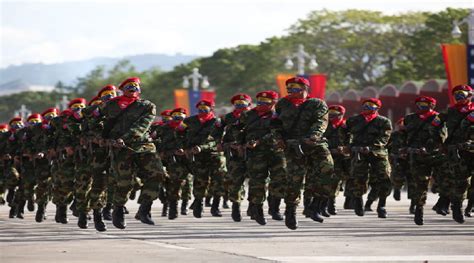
[0,8,469,122]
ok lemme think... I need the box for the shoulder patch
[431,116,442,127]
[467,111,474,123]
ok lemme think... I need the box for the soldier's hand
[175,149,185,156]
[192,146,201,154]
[246,140,257,149]
[65,147,74,156]
[115,138,126,148]
[36,152,45,159]
[276,139,286,150]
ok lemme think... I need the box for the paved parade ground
[1,193,473,263]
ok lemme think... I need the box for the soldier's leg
[365,175,378,212]
[343,158,355,209]
[135,152,165,225]
[351,154,370,216]
[75,159,93,229]
[110,148,134,229]
[89,148,109,231]
[166,163,184,220]
[390,158,405,201]
[328,156,345,215]
[21,160,36,214]
[309,147,335,220]
[409,159,431,225]
[283,154,307,230]
[180,174,192,215]
[268,151,287,221]
[191,154,211,218]
[247,150,269,225]
[433,160,451,215]
[34,159,51,222]
[448,155,471,224]
[209,154,226,217]
[369,154,392,218]
[52,157,75,224]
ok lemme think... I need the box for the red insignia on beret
[256,90,279,100]
[362,98,382,108]
[118,77,141,90]
[230,93,252,104]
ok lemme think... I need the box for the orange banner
[276,74,294,97]
[441,44,467,105]
[174,89,190,114]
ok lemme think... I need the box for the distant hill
[0,53,199,86]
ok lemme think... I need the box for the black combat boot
[210,196,222,217]
[205,196,212,207]
[6,188,15,204]
[181,200,188,215]
[129,190,136,200]
[123,206,130,214]
[102,203,112,221]
[270,197,284,221]
[267,195,273,215]
[161,202,168,217]
[343,196,354,210]
[27,197,35,212]
[377,197,387,218]
[138,201,155,225]
[222,196,229,209]
[112,205,126,229]
[193,198,203,218]
[70,199,78,217]
[354,197,365,216]
[284,205,298,230]
[310,198,324,223]
[252,204,267,225]
[328,197,337,215]
[393,188,401,201]
[93,209,106,232]
[35,203,46,223]
[189,198,196,210]
[231,201,241,222]
[57,204,68,224]
[464,199,473,217]
[9,204,17,218]
[319,198,331,218]
[434,196,449,216]
[364,199,374,212]
[247,202,255,219]
[77,211,89,229]
[134,211,140,220]
[302,197,312,217]
[16,200,25,219]
[451,199,465,224]
[414,205,424,226]
[409,199,416,214]
[168,200,178,220]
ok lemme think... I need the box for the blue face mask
[198,109,210,114]
[173,115,184,121]
[287,88,304,94]
[454,93,468,101]
[234,103,248,109]
[257,101,272,106]
[11,123,23,130]
[124,84,140,93]
[362,104,378,111]
[101,94,114,101]
[416,104,431,111]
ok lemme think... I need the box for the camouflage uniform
[1,128,20,217]
[275,95,334,228]
[183,114,226,218]
[101,95,166,228]
[344,112,392,217]
[459,112,474,217]
[15,126,37,216]
[237,108,287,225]
[403,107,446,225]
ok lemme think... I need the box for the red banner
[308,74,326,99]
[441,44,467,105]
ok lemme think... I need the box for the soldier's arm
[210,115,227,142]
[306,99,329,139]
[121,102,156,142]
[374,118,392,147]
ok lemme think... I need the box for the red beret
[60,109,73,117]
[41,107,59,117]
[230,93,252,104]
[98,85,117,96]
[452,84,473,93]
[0,124,9,130]
[9,117,22,124]
[118,77,140,90]
[171,107,187,115]
[396,117,405,125]
[160,109,173,116]
[68,98,87,108]
[328,105,346,114]
[362,98,382,108]
[285,77,310,87]
[196,100,215,108]
[256,90,279,100]
[415,96,436,105]
[88,96,101,106]
[27,113,43,122]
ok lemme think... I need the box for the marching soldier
[4,117,23,218]
[344,98,392,218]
[101,77,166,229]
[275,77,334,230]
[0,124,9,205]
[459,111,474,217]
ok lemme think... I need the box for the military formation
[0,76,472,231]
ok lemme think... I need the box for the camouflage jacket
[211,111,243,144]
[64,114,84,149]
[440,105,474,145]
[236,109,281,149]
[50,115,70,150]
[344,114,392,151]
[82,104,105,139]
[403,112,446,151]
[182,115,219,151]
[0,132,10,156]
[149,122,165,152]
[324,120,348,149]
[101,97,156,153]
[387,130,406,155]
[275,97,328,143]
[460,112,474,142]
[160,123,185,153]
[6,129,24,156]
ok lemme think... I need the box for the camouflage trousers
[2,162,20,206]
[350,152,392,198]
[164,155,191,202]
[34,158,52,206]
[445,148,473,202]
[74,150,93,213]
[390,157,415,199]
[246,147,287,205]
[190,151,226,200]
[329,154,349,198]
[409,154,438,206]
[285,143,334,206]
[111,148,165,206]
[16,158,36,204]
[51,155,76,206]
[225,156,247,203]
[88,145,110,210]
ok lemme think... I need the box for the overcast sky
[1,0,472,68]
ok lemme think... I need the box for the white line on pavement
[260,255,474,262]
